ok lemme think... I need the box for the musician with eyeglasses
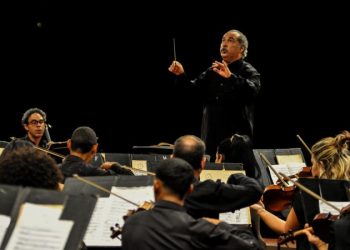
[20,107,50,149]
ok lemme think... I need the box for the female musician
[250,132,350,249]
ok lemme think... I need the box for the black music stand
[0,187,97,250]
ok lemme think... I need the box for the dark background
[1,1,348,158]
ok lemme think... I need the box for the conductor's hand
[168,61,184,75]
[211,60,232,78]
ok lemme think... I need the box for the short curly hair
[0,147,63,189]
[21,107,47,125]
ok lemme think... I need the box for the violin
[110,201,154,239]
[278,211,341,245]
[277,173,348,246]
[291,166,312,178]
[311,203,350,243]
[260,153,297,211]
[311,212,339,243]
[278,227,313,246]
[72,174,155,240]
[263,184,296,212]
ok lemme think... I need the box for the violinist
[250,132,350,249]
[0,146,63,190]
[59,126,133,181]
[173,135,263,219]
[20,107,51,149]
[122,158,264,250]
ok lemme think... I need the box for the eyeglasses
[28,119,45,125]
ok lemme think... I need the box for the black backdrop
[1,1,349,159]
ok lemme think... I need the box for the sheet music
[276,154,304,164]
[200,170,245,183]
[84,185,154,247]
[0,214,11,245]
[131,160,148,176]
[5,203,73,250]
[319,201,350,215]
[270,163,305,184]
[219,207,251,224]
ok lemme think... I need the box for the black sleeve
[186,175,262,214]
[109,162,134,175]
[190,219,265,250]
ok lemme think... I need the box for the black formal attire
[21,134,48,149]
[177,59,260,159]
[185,173,263,219]
[330,212,350,249]
[122,200,265,250]
[60,155,133,181]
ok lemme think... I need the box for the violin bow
[278,227,313,246]
[10,136,66,159]
[259,153,289,187]
[73,174,139,206]
[279,173,341,213]
[296,134,312,155]
[73,174,154,240]
[114,163,155,176]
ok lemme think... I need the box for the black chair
[104,153,132,166]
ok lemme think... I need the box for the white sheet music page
[319,201,350,215]
[219,207,251,224]
[0,214,11,245]
[131,160,148,175]
[270,163,305,185]
[84,185,154,247]
[200,170,245,183]
[5,203,73,250]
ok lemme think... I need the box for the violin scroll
[122,201,154,220]
[110,223,122,239]
[110,201,154,239]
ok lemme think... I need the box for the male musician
[60,126,133,181]
[0,147,63,190]
[21,107,50,148]
[122,158,264,250]
[172,135,263,219]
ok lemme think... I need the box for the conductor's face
[220,31,244,63]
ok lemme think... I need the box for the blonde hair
[311,131,350,180]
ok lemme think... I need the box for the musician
[0,147,63,190]
[172,135,263,219]
[122,158,264,250]
[60,126,133,181]
[251,132,350,249]
[215,133,261,179]
[0,138,33,159]
[20,107,50,148]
